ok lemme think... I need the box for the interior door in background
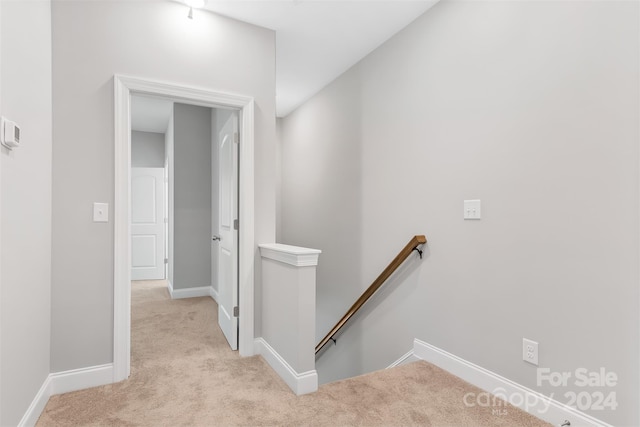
[131,167,166,280]
[216,113,239,350]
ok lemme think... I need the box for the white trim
[17,364,114,427]
[49,364,114,396]
[237,98,255,357]
[637,6,640,423]
[254,338,318,395]
[114,76,132,382]
[258,243,321,267]
[169,286,211,300]
[17,376,50,427]
[386,349,416,369]
[209,286,219,303]
[413,339,613,427]
[169,280,218,302]
[114,75,256,382]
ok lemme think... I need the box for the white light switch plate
[93,202,109,222]
[464,200,481,220]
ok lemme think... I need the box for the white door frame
[113,74,255,382]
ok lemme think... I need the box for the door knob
[212,235,221,241]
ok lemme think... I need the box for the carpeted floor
[37,280,550,426]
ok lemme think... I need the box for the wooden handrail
[315,235,427,355]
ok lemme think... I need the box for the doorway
[114,75,256,382]
[130,95,172,282]
[130,96,240,349]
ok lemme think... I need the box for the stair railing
[315,235,427,355]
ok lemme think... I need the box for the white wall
[173,103,212,290]
[0,1,52,425]
[281,1,639,425]
[51,1,276,372]
[131,131,165,168]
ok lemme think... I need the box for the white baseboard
[413,339,612,427]
[209,286,219,303]
[18,376,51,427]
[169,285,211,300]
[387,349,417,369]
[49,363,114,396]
[18,363,114,427]
[254,338,317,395]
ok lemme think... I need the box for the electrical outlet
[523,338,538,365]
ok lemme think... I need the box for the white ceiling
[134,1,439,124]
[200,0,439,117]
[131,95,174,133]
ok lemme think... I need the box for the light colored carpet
[37,280,550,426]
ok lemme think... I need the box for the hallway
[38,281,273,425]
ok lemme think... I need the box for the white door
[215,114,239,350]
[131,167,165,280]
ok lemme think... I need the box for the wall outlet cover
[523,338,539,366]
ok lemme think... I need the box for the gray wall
[275,118,282,243]
[132,131,165,168]
[280,1,639,425]
[173,103,212,290]
[166,113,175,288]
[0,1,52,425]
[51,0,276,372]
[280,68,364,352]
